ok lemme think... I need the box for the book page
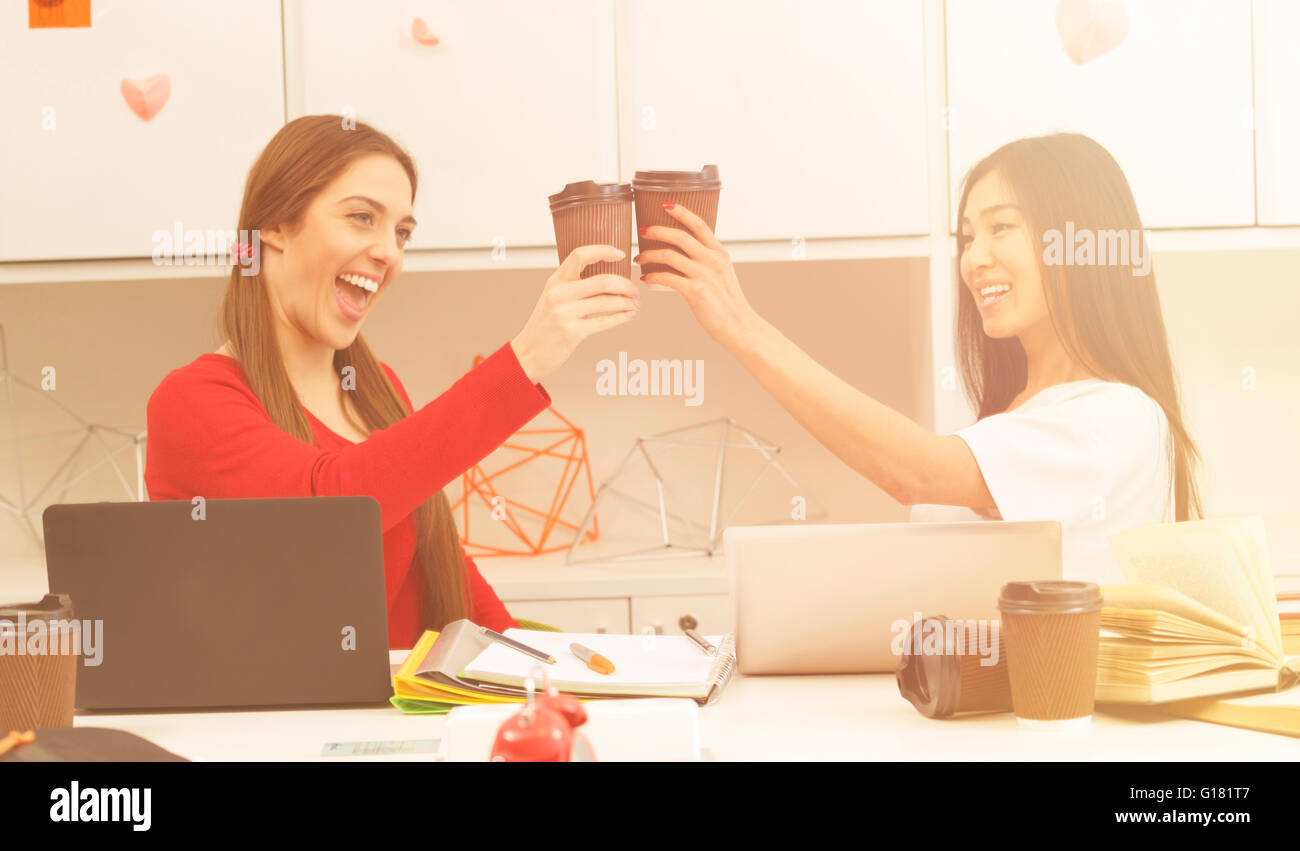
[1099,637,1265,660]
[1099,667,1282,704]
[1100,584,1251,638]
[1101,616,1255,650]
[1109,520,1282,661]
[1214,516,1282,654]
[1099,656,1272,684]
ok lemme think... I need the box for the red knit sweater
[143,342,550,649]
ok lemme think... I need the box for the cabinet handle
[678,613,699,632]
[595,626,606,634]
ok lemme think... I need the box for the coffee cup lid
[631,164,721,192]
[548,180,634,213]
[997,581,1102,614]
[895,615,963,718]
[0,592,75,627]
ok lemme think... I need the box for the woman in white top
[635,133,1203,586]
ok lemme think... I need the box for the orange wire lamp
[450,355,599,557]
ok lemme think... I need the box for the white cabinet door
[946,0,1255,229]
[1254,0,1300,225]
[630,594,733,637]
[0,0,285,262]
[506,598,630,634]
[292,0,618,251]
[618,0,929,241]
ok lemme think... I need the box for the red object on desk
[490,692,594,762]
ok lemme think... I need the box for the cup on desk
[632,165,722,291]
[997,581,1103,734]
[0,593,78,730]
[896,615,1012,718]
[548,179,634,283]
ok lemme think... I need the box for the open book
[1161,688,1300,739]
[1097,517,1300,708]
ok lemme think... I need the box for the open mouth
[977,282,1012,309]
[334,272,379,321]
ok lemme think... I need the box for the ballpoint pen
[478,625,555,664]
[683,627,717,655]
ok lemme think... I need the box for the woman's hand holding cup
[510,245,640,383]
[635,203,759,355]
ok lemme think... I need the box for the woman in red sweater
[145,115,639,649]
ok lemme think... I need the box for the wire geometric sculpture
[564,417,828,565]
[450,356,598,557]
[0,324,147,550]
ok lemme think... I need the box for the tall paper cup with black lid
[997,581,1103,734]
[548,180,634,282]
[632,165,721,291]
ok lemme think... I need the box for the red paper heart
[1056,0,1129,65]
[121,74,171,121]
[411,18,440,47]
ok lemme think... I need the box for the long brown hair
[954,133,1203,521]
[218,114,469,629]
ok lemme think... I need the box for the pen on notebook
[478,625,555,664]
[570,642,615,675]
[683,628,716,655]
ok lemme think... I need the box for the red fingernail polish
[662,202,675,211]
[638,227,647,236]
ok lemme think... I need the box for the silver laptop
[725,520,1062,674]
[43,496,393,710]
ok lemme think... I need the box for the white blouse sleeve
[953,383,1170,527]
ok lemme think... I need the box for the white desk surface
[67,652,1300,761]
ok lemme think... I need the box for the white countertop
[66,652,1300,762]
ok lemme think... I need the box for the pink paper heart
[1056,0,1129,65]
[411,18,440,46]
[121,74,171,121]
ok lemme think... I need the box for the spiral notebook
[391,619,736,712]
[462,629,737,702]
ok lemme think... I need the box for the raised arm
[637,204,995,509]
[144,341,549,532]
[735,317,995,508]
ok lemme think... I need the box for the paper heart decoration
[411,18,440,46]
[120,74,171,121]
[1056,0,1129,65]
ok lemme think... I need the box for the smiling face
[958,170,1052,340]
[259,154,416,352]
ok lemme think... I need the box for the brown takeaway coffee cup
[548,180,634,283]
[896,615,1012,718]
[0,593,78,731]
[998,581,1103,734]
[632,165,721,291]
